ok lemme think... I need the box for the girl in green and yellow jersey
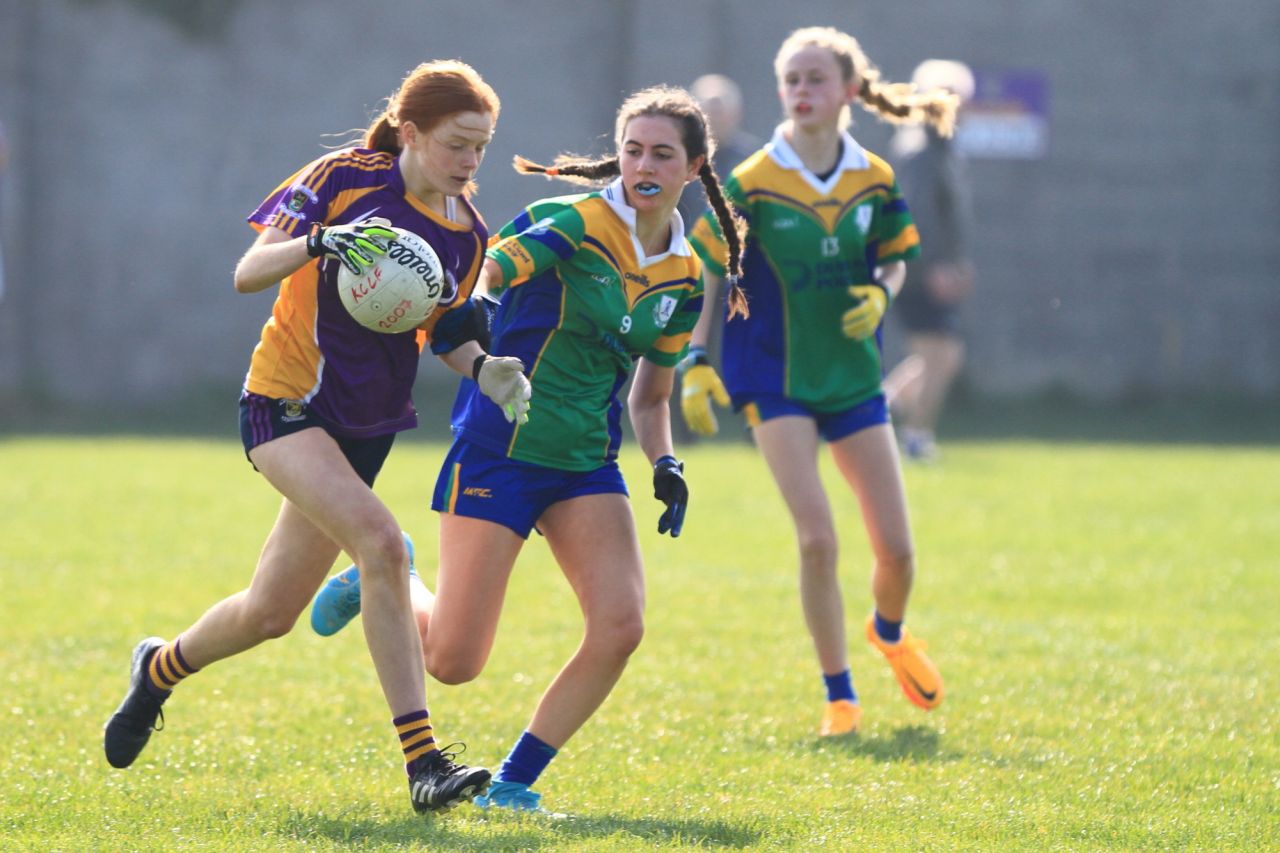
[684,27,960,737]
[316,86,745,814]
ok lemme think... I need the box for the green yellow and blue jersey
[451,178,704,471]
[689,128,920,413]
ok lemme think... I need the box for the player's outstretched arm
[233,226,312,294]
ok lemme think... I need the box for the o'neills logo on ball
[387,242,443,297]
[348,265,383,303]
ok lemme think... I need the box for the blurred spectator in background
[882,60,976,461]
[677,74,760,223]
[674,74,759,442]
[0,118,8,303]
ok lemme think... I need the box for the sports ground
[2,427,1275,850]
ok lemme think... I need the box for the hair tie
[544,167,560,176]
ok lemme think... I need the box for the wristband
[471,354,488,382]
[305,223,325,258]
[676,345,709,376]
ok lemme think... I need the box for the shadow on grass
[804,723,954,763]
[284,811,763,850]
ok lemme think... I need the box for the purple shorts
[238,391,394,487]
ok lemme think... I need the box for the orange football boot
[819,699,863,736]
[865,616,943,710]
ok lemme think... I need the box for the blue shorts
[239,391,394,487]
[432,438,628,539]
[739,393,889,443]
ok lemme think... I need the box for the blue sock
[874,611,902,643]
[494,730,557,786]
[823,670,857,703]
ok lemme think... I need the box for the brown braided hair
[513,86,748,318]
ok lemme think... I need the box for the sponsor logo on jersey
[497,242,534,268]
[624,271,650,287]
[652,294,678,328]
[599,332,629,357]
[772,217,799,230]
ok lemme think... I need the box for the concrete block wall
[0,0,1275,413]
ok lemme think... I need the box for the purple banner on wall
[955,68,1050,160]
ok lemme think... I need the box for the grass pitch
[1,436,1276,851]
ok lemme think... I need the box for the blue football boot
[310,531,416,636]
[474,780,567,818]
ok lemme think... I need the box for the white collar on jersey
[601,177,692,267]
[765,124,870,196]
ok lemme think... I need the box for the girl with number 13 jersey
[684,27,959,738]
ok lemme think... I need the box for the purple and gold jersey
[245,147,486,438]
[689,128,920,412]
[453,179,704,471]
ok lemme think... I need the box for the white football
[337,227,445,334]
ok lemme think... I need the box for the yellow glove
[678,347,731,436]
[841,282,890,340]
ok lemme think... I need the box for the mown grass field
[1,436,1276,851]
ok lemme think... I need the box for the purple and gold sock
[395,709,439,776]
[146,638,198,698]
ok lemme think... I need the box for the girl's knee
[797,530,838,568]
[245,600,299,641]
[589,611,645,661]
[877,549,916,577]
[424,645,485,686]
[355,526,409,581]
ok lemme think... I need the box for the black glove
[305,218,397,275]
[652,455,687,538]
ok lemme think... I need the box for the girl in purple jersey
[103,60,529,815]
